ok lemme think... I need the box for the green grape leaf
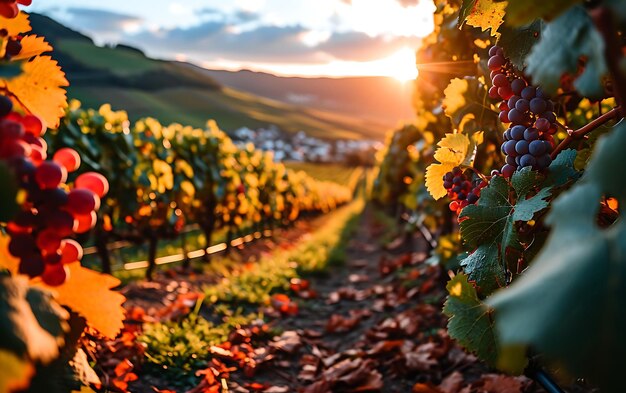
[460,243,504,294]
[487,123,626,390]
[459,171,551,293]
[497,20,543,70]
[526,6,607,99]
[545,149,580,187]
[443,273,499,365]
[0,163,18,223]
[504,0,584,27]
[0,277,68,363]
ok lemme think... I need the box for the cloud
[65,7,143,35]
[124,20,421,65]
[318,32,421,61]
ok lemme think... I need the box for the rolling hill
[30,13,395,140]
[201,69,416,128]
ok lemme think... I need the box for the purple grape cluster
[488,46,557,178]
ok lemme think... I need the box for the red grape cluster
[0,94,109,286]
[488,46,556,178]
[443,167,487,214]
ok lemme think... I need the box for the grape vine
[374,0,626,390]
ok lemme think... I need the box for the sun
[386,48,419,83]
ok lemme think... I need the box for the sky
[30,0,436,78]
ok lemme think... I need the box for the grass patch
[204,199,365,306]
[139,303,260,389]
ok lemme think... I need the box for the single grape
[524,127,539,141]
[530,98,548,114]
[453,176,463,185]
[444,172,453,182]
[499,110,510,123]
[35,161,67,190]
[507,95,520,109]
[498,86,513,100]
[53,148,81,173]
[59,239,83,264]
[66,189,100,216]
[515,140,530,155]
[535,117,550,132]
[73,211,97,234]
[488,86,499,99]
[515,99,530,112]
[503,129,511,141]
[457,192,467,200]
[488,55,505,70]
[443,180,453,189]
[504,140,517,156]
[521,86,536,100]
[501,164,516,178]
[488,46,500,56]
[511,79,527,95]
[452,185,462,193]
[519,154,537,168]
[467,193,479,204]
[499,101,509,112]
[493,74,509,88]
[508,108,524,124]
[510,125,525,141]
[529,140,547,156]
[506,155,516,166]
[22,115,45,137]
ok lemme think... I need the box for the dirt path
[228,207,540,393]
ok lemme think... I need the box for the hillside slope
[202,69,416,127]
[30,13,389,140]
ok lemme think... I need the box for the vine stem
[466,165,488,182]
[550,106,621,159]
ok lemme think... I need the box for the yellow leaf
[12,35,52,60]
[37,263,125,339]
[0,233,19,274]
[5,56,69,129]
[0,12,31,36]
[0,349,32,393]
[472,131,485,146]
[465,0,507,38]
[433,133,471,165]
[426,162,456,200]
[443,78,468,119]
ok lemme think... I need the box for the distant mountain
[201,69,416,128]
[29,13,401,140]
